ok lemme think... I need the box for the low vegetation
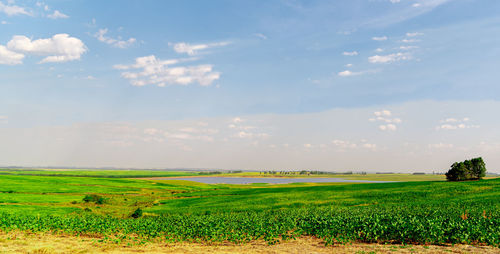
[0,170,498,247]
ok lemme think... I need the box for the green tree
[445,157,486,181]
[470,157,486,180]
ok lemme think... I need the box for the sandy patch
[0,231,497,254]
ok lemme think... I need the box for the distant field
[0,170,498,247]
[164,172,448,182]
[0,168,449,181]
[0,169,198,178]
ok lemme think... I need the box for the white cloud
[368,52,411,63]
[389,0,401,3]
[0,45,24,65]
[372,36,387,41]
[94,28,136,49]
[342,51,358,56]
[0,115,7,124]
[47,10,68,19]
[436,124,479,130]
[345,63,353,67]
[172,41,230,56]
[338,70,357,77]
[332,139,357,149]
[399,45,418,50]
[362,143,377,149]
[232,117,244,123]
[1,20,7,24]
[436,117,479,130]
[0,1,30,16]
[406,32,424,37]
[338,69,377,77]
[441,118,458,123]
[401,39,419,43]
[6,34,86,63]
[371,110,401,131]
[115,55,221,87]
[234,131,269,139]
[143,126,216,143]
[375,48,384,52]
[379,124,397,131]
[144,128,160,135]
[374,110,392,116]
[254,33,267,40]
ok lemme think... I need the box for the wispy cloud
[342,51,358,56]
[436,117,479,130]
[114,55,220,87]
[172,41,230,56]
[372,36,388,41]
[401,38,420,43]
[94,28,136,49]
[254,33,267,40]
[0,1,31,16]
[337,69,377,77]
[47,10,69,19]
[368,52,411,63]
[406,32,424,37]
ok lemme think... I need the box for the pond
[154,177,394,184]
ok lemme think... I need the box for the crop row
[0,205,498,246]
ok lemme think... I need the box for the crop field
[0,169,498,252]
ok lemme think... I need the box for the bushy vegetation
[83,194,106,204]
[130,208,143,218]
[0,205,497,246]
[446,157,486,181]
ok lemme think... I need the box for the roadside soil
[0,231,498,253]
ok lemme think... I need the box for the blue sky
[1,0,500,172]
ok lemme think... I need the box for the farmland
[0,169,498,252]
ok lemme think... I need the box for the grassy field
[0,168,448,181]
[0,168,198,178]
[0,169,498,248]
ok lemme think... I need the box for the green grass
[0,171,498,246]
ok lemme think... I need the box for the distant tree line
[198,170,243,175]
[445,157,486,181]
[259,170,357,175]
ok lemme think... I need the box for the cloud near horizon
[1,100,497,172]
[114,55,221,87]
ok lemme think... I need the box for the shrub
[446,157,486,181]
[83,194,106,204]
[131,208,143,219]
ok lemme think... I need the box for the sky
[1,0,500,172]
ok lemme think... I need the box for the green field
[0,169,198,178]
[0,170,498,246]
[0,168,447,181]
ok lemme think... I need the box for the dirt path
[0,231,497,253]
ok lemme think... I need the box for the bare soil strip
[0,231,498,254]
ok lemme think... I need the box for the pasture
[0,169,498,251]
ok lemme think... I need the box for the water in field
[157,177,394,184]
